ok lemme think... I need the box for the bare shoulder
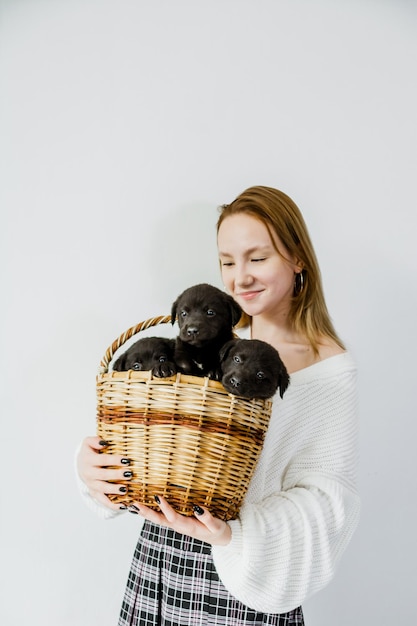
[317,337,346,361]
[257,330,346,374]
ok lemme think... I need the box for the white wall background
[1,1,416,624]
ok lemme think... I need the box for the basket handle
[99,314,172,374]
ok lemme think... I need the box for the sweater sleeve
[211,359,360,613]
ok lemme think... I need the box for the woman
[77,185,360,625]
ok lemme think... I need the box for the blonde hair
[217,185,345,353]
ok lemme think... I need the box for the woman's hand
[76,436,132,511]
[77,438,233,544]
[128,495,232,546]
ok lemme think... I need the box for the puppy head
[113,337,176,376]
[171,283,242,347]
[219,338,290,399]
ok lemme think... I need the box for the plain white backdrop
[1,1,416,624]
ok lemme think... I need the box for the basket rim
[99,314,172,373]
[100,368,237,393]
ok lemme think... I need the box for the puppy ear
[226,294,242,327]
[171,298,179,324]
[113,353,125,371]
[219,339,236,362]
[166,338,176,356]
[278,367,290,398]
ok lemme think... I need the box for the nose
[187,326,199,337]
[235,263,254,288]
[229,376,240,388]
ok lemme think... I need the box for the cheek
[220,268,233,290]
[267,263,294,288]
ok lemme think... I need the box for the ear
[278,367,290,398]
[167,338,176,354]
[113,353,126,371]
[219,339,236,362]
[226,294,242,327]
[171,298,179,324]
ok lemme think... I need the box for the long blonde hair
[217,185,345,353]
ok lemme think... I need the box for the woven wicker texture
[97,316,272,521]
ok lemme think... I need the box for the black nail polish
[128,505,140,514]
[154,495,161,504]
[123,471,133,478]
[119,486,127,493]
[119,505,127,510]
[99,440,109,447]
[193,505,204,516]
[121,458,131,465]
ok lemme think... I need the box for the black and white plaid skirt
[118,521,304,625]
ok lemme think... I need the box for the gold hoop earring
[294,271,304,296]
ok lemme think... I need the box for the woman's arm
[211,363,360,613]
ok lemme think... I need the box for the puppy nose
[229,376,240,388]
[187,326,199,337]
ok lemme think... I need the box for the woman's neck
[250,315,342,374]
[250,314,298,346]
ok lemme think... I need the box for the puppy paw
[207,368,223,381]
[153,361,177,378]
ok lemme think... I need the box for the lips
[236,290,262,301]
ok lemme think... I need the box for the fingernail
[123,471,133,478]
[121,458,131,465]
[99,440,109,447]
[193,505,204,516]
[128,505,140,514]
[119,486,127,493]
[154,495,161,504]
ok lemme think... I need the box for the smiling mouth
[237,290,262,300]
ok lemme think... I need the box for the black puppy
[112,336,177,378]
[171,283,242,379]
[219,338,290,399]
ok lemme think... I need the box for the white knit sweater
[211,351,360,612]
[77,351,360,614]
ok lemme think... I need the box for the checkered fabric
[118,521,304,626]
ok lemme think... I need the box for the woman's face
[217,213,300,319]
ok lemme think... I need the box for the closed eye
[251,258,266,263]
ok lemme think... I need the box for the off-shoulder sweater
[77,351,360,614]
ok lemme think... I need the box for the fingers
[193,507,232,546]
[190,504,222,532]
[154,495,180,524]
[83,435,107,452]
[76,435,133,498]
[78,437,130,473]
[145,495,232,546]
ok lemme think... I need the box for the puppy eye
[233,355,242,363]
[180,310,187,317]
[256,371,265,379]
[206,309,216,316]
[132,362,142,370]
[159,355,167,362]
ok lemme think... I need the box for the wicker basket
[96,315,272,521]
